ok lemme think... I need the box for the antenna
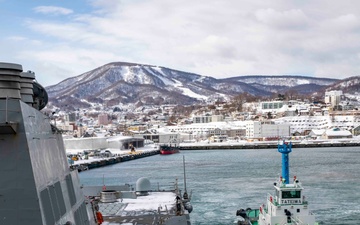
[278,141,292,184]
[102,174,106,190]
[183,155,188,200]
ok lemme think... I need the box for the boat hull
[160,145,180,155]
[160,149,180,155]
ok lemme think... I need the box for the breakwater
[70,149,159,172]
[179,141,360,150]
[71,141,360,171]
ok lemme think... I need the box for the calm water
[79,147,360,225]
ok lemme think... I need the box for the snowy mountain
[46,62,339,110]
[326,76,360,93]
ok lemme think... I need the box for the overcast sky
[1,0,360,86]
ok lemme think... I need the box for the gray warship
[0,62,192,225]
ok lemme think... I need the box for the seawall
[71,141,360,171]
[179,141,360,150]
[71,149,159,172]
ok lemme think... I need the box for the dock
[70,149,159,172]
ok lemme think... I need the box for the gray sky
[1,0,360,86]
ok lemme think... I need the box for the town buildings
[53,90,360,145]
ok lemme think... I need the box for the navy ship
[0,62,192,225]
[0,62,94,224]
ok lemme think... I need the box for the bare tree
[232,92,256,112]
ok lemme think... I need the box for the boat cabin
[274,177,304,206]
[259,176,315,225]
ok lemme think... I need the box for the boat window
[282,190,301,199]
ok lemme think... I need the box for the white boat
[237,142,318,225]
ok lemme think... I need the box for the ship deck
[98,191,185,224]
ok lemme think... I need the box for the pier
[70,149,159,172]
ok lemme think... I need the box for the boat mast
[183,155,188,199]
[277,141,292,184]
[183,155,187,192]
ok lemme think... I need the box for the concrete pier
[70,149,159,172]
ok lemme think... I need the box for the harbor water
[79,147,360,225]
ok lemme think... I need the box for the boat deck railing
[267,194,279,206]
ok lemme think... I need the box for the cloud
[189,35,236,59]
[33,6,73,15]
[321,14,360,32]
[6,36,27,41]
[255,8,309,29]
[4,0,360,86]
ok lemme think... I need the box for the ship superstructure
[0,62,94,224]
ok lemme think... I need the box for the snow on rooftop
[325,129,352,136]
[169,121,247,130]
[310,129,325,135]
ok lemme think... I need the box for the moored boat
[237,141,318,225]
[160,144,180,154]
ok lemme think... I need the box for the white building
[275,114,360,135]
[245,121,290,139]
[192,115,224,123]
[134,128,181,144]
[308,129,325,139]
[258,101,285,114]
[322,129,352,139]
[275,116,331,135]
[193,115,212,123]
[212,115,224,122]
[98,113,109,125]
[325,90,343,107]
[56,121,74,132]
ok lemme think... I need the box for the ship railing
[267,194,279,206]
[290,215,303,225]
[188,189,193,201]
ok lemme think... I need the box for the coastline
[69,138,360,171]
[179,139,360,150]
